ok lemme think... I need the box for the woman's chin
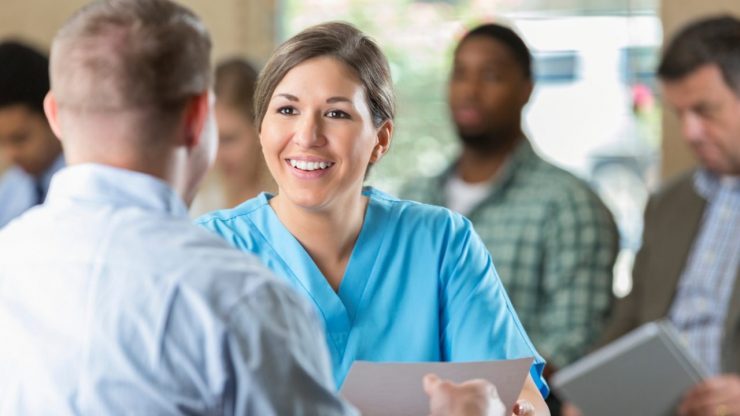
[279,190,331,212]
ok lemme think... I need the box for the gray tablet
[551,320,707,416]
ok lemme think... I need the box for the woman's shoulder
[193,193,279,253]
[365,187,473,234]
[195,192,272,232]
[197,193,270,221]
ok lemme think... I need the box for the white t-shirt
[444,173,498,216]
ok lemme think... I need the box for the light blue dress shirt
[0,154,64,228]
[197,187,548,397]
[0,164,354,415]
[669,170,740,375]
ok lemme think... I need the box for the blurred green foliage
[282,0,473,194]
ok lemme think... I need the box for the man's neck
[457,136,523,184]
[65,143,181,199]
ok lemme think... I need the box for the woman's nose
[293,113,326,148]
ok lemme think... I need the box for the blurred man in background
[600,15,740,416]
[401,23,619,414]
[0,41,64,228]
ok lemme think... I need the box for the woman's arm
[514,375,550,416]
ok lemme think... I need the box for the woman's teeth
[289,159,334,171]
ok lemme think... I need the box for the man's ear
[520,79,534,107]
[43,92,64,140]
[182,90,211,149]
[369,120,393,164]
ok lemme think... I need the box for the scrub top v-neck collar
[251,189,387,359]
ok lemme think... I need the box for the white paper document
[339,357,534,416]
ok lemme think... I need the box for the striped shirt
[668,170,740,375]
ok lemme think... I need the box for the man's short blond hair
[50,0,211,127]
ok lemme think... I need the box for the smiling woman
[259,55,391,242]
[196,21,550,416]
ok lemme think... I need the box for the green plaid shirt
[400,140,618,368]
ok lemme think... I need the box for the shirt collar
[493,138,537,185]
[46,163,188,218]
[719,175,740,190]
[692,168,740,201]
[446,138,536,190]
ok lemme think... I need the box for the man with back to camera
[0,41,64,228]
[0,0,351,413]
[599,15,740,416]
[0,1,511,414]
[400,23,619,413]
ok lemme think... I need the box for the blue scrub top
[197,187,548,396]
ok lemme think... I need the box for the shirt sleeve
[438,214,549,398]
[225,281,358,415]
[536,189,619,368]
[75,271,356,415]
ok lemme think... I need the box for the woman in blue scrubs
[197,22,549,415]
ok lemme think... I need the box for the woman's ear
[370,120,393,164]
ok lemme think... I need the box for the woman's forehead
[274,56,364,98]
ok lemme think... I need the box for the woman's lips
[284,158,335,179]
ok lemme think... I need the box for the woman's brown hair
[253,21,395,131]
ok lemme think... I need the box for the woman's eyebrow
[274,93,299,101]
[326,96,352,104]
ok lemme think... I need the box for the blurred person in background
[400,23,619,415]
[191,58,276,215]
[0,41,64,228]
[599,15,740,416]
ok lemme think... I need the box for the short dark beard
[457,127,521,156]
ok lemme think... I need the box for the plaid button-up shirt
[400,139,619,368]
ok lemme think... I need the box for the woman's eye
[277,106,297,115]
[326,110,350,119]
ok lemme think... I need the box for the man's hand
[512,399,535,415]
[678,374,740,416]
[423,373,506,416]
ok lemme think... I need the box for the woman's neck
[270,191,368,291]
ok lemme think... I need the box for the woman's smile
[285,157,336,178]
